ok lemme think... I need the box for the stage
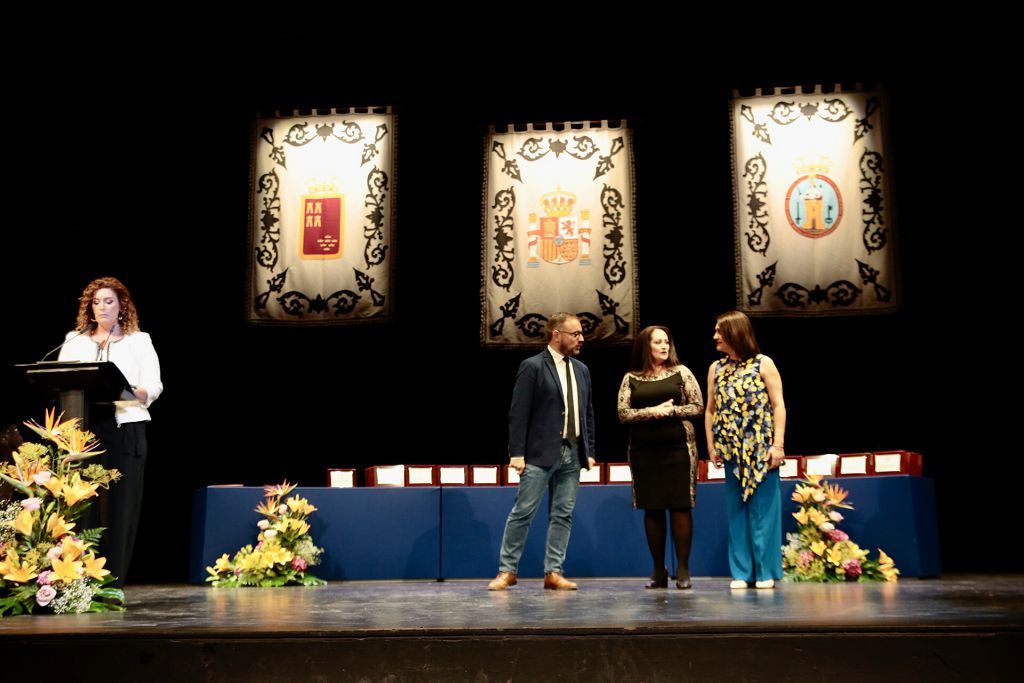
[2,576,1021,680]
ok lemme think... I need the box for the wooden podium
[16,360,132,426]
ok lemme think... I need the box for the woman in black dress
[617,326,704,588]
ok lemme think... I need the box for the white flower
[257,520,270,530]
[264,529,278,539]
[278,505,288,515]
[818,522,835,532]
[829,511,844,522]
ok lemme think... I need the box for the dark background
[1,11,1001,581]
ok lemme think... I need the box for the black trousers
[90,415,147,588]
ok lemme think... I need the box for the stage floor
[3,576,1021,681]
[2,575,1021,636]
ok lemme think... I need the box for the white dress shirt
[547,345,580,440]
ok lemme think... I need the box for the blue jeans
[498,442,581,575]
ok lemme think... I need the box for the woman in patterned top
[704,311,787,589]
[618,326,704,589]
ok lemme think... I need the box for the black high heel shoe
[675,571,692,589]
[645,568,669,589]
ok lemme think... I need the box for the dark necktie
[565,358,577,444]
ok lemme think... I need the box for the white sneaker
[729,579,749,589]
[755,579,775,589]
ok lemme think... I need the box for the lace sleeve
[669,366,704,420]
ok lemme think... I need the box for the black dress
[618,368,703,510]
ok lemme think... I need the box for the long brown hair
[629,325,681,374]
[715,310,760,360]
[75,277,140,334]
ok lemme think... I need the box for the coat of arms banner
[248,108,395,325]
[731,87,898,316]
[481,121,638,346]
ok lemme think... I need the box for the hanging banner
[481,121,638,346]
[731,87,898,315]
[248,109,395,325]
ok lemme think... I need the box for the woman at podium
[58,276,162,586]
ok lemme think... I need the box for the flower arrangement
[206,481,325,587]
[0,409,125,616]
[782,474,899,582]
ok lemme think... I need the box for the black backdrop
[2,14,1002,580]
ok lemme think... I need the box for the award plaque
[838,453,872,476]
[803,454,838,477]
[438,466,468,486]
[578,463,604,485]
[606,463,633,483]
[406,465,437,486]
[503,465,520,486]
[778,457,801,479]
[470,465,501,486]
[872,450,923,476]
[327,469,356,488]
[365,465,406,487]
[705,461,726,481]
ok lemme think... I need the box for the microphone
[38,327,88,362]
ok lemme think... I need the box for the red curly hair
[75,277,140,334]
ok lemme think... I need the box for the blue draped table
[189,476,940,583]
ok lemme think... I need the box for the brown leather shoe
[488,572,518,590]
[543,572,578,590]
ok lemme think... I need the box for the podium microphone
[38,328,87,363]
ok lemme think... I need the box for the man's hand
[510,456,526,474]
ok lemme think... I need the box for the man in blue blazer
[489,312,596,590]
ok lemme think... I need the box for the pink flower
[842,558,862,579]
[22,497,42,511]
[828,511,844,522]
[47,546,63,561]
[291,556,308,572]
[36,585,57,607]
[798,550,813,568]
[827,529,849,543]
[32,471,52,485]
[36,570,55,585]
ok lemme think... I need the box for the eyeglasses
[557,329,584,339]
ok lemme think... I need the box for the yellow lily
[792,485,814,503]
[286,496,317,515]
[12,509,37,536]
[827,544,845,566]
[259,543,293,567]
[0,549,19,577]
[807,508,828,526]
[61,474,99,506]
[212,553,233,573]
[24,407,79,442]
[793,508,810,525]
[805,474,823,486]
[44,475,64,498]
[82,553,110,580]
[877,548,895,568]
[1,554,39,583]
[61,536,87,562]
[50,556,84,583]
[811,540,827,556]
[46,513,76,539]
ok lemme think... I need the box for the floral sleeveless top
[712,354,773,502]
